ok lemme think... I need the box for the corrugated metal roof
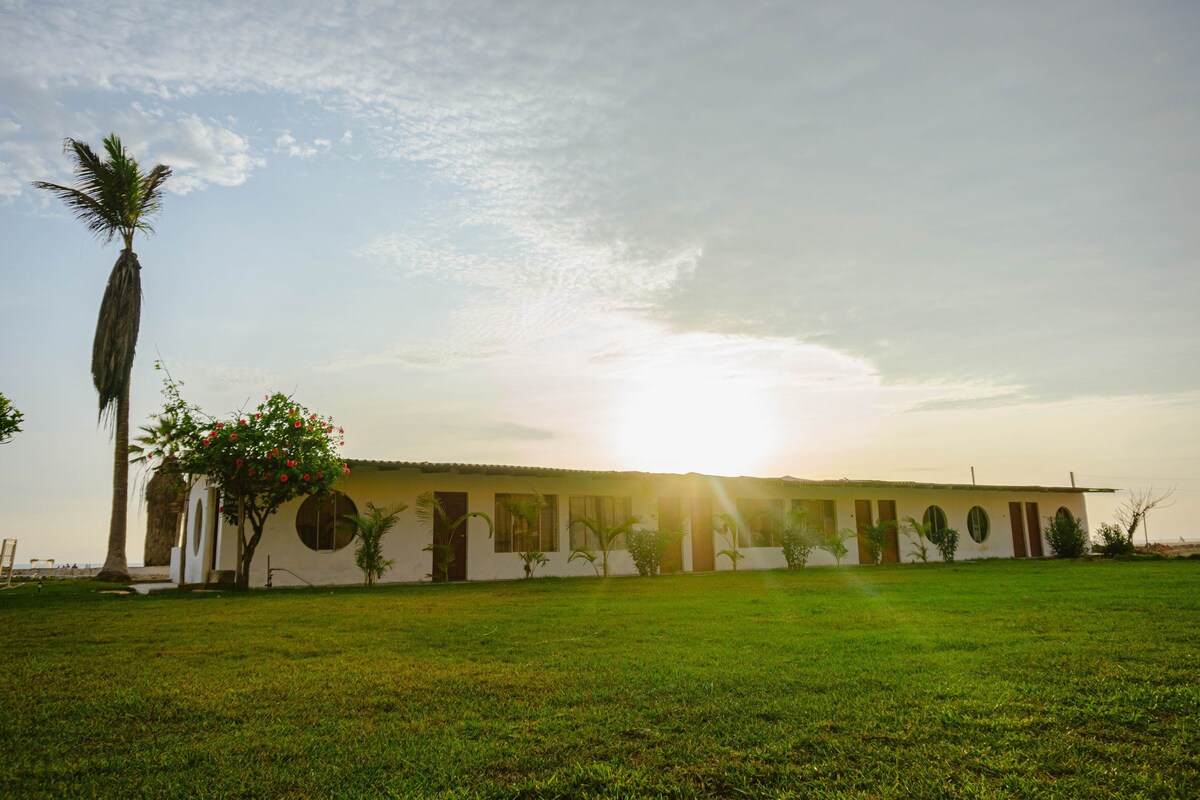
[344,459,1113,493]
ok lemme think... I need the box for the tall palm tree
[34,135,171,582]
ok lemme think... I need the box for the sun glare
[615,374,771,476]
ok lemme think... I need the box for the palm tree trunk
[97,381,131,582]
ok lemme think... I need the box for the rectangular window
[569,495,633,551]
[495,494,559,553]
[792,499,838,539]
[737,498,784,546]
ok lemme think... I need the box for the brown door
[854,500,873,564]
[1009,502,1027,557]
[690,497,714,572]
[1025,502,1043,558]
[434,491,469,581]
[878,500,899,563]
[659,497,683,573]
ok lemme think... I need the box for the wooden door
[878,500,899,563]
[854,500,873,564]
[658,497,683,573]
[1009,502,1027,557]
[434,491,469,582]
[1025,502,1043,558]
[690,497,714,572]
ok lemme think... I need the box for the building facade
[171,460,1104,588]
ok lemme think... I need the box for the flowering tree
[154,380,347,589]
[0,393,23,445]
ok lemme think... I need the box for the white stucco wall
[178,465,1095,587]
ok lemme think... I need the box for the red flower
[303,474,311,481]
[289,408,296,416]
[310,414,317,420]
[239,418,248,426]
[254,413,262,419]
[338,427,344,434]
[272,448,279,455]
[215,422,224,430]
[235,458,243,467]
[203,439,211,446]
[229,434,238,441]
[294,421,302,428]
[287,460,297,467]
[248,468,255,475]
[343,464,351,475]
[280,475,288,483]
[316,472,323,479]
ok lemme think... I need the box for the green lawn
[1,559,1197,798]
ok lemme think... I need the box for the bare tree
[1115,486,1176,546]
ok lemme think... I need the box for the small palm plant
[417,491,493,582]
[345,502,407,586]
[818,528,858,566]
[861,519,894,565]
[500,493,550,578]
[571,514,640,577]
[903,516,932,563]
[567,546,600,576]
[713,512,745,571]
[129,408,192,566]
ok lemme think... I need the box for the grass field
[1,559,1197,798]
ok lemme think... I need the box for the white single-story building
[170,459,1110,588]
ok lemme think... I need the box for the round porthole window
[923,505,948,536]
[296,491,358,552]
[966,506,990,543]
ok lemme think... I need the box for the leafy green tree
[164,385,347,589]
[345,503,406,585]
[499,493,550,578]
[571,513,640,577]
[417,492,493,583]
[0,393,23,445]
[34,135,171,582]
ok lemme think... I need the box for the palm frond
[455,510,494,540]
[415,491,444,527]
[91,250,142,425]
[33,135,171,249]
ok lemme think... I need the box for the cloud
[275,131,331,159]
[3,0,1197,401]
[138,112,263,194]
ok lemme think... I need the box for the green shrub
[1095,522,1134,556]
[627,530,662,576]
[626,526,685,576]
[928,526,960,563]
[781,527,815,569]
[1044,512,1090,558]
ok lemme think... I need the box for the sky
[1,1,1197,564]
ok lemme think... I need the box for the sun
[614,372,771,476]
